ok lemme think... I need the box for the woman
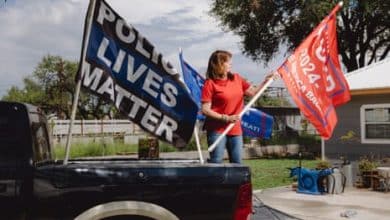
[201,50,267,163]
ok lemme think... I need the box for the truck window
[0,106,30,160]
[32,122,51,162]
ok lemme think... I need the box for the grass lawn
[53,141,176,159]
[244,159,319,189]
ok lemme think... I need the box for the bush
[316,160,331,170]
[158,141,178,152]
[243,136,252,144]
[259,134,297,146]
[181,134,208,151]
[259,133,319,147]
[358,157,379,172]
[297,134,320,146]
[53,141,138,159]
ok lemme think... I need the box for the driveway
[255,186,390,220]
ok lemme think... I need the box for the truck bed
[31,158,251,220]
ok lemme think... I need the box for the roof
[346,58,390,95]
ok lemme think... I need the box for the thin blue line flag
[76,0,198,148]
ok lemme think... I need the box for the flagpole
[64,0,96,165]
[178,48,204,163]
[208,72,277,152]
[337,2,343,10]
[194,121,205,164]
[321,138,325,161]
[64,81,81,165]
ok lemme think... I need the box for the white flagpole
[194,121,205,164]
[178,48,204,163]
[64,0,97,165]
[64,81,81,165]
[321,137,325,161]
[208,72,277,152]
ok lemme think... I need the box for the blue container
[290,167,333,195]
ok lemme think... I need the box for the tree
[2,78,45,106]
[210,0,389,72]
[255,93,291,107]
[2,55,115,119]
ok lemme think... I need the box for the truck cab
[0,102,52,217]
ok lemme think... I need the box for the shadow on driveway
[251,194,300,220]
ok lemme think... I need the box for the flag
[179,51,206,120]
[242,108,273,139]
[76,0,198,148]
[277,3,350,139]
[180,52,273,139]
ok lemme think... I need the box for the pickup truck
[0,101,252,220]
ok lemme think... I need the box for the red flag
[278,3,350,139]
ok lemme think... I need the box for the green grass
[244,159,319,189]
[53,142,138,159]
[53,141,177,160]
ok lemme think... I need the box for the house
[326,58,390,160]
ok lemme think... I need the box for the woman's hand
[245,72,276,97]
[202,102,240,123]
[225,114,240,123]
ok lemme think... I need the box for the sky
[0,0,285,97]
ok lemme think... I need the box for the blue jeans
[207,131,243,164]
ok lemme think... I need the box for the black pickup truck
[0,101,252,220]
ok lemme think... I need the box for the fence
[49,120,145,144]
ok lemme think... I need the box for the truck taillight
[233,183,252,220]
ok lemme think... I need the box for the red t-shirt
[201,73,250,135]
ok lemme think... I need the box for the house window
[361,104,390,144]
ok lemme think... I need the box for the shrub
[316,160,331,170]
[358,157,378,172]
[259,133,297,146]
[297,134,320,146]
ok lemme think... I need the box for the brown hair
[206,50,234,80]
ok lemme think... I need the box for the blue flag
[179,52,273,139]
[179,52,206,120]
[242,108,273,139]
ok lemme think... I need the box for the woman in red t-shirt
[201,50,267,163]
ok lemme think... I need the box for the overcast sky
[0,0,285,97]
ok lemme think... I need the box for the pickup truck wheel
[74,201,179,220]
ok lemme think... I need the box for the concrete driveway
[254,186,390,220]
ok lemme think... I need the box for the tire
[74,201,179,220]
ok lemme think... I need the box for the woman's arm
[201,102,239,123]
[244,73,274,97]
[244,85,260,97]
